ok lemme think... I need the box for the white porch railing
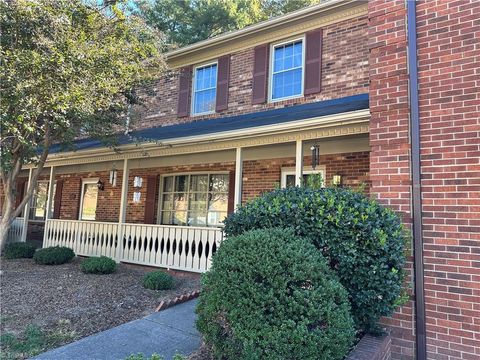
[43,219,224,273]
[2,217,25,243]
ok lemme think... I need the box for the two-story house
[3,0,479,359]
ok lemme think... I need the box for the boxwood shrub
[3,242,37,259]
[81,256,117,274]
[143,271,174,290]
[224,187,407,332]
[33,246,75,265]
[196,228,355,360]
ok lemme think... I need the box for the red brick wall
[369,0,480,359]
[416,1,480,359]
[132,15,369,130]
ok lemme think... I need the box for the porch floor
[33,300,200,360]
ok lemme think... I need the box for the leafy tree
[138,0,320,47]
[0,0,165,250]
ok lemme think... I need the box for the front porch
[7,100,370,273]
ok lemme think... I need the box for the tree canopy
[137,0,320,47]
[0,0,165,249]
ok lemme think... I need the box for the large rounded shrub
[196,228,355,360]
[81,256,117,274]
[224,187,407,332]
[33,246,75,265]
[3,242,37,259]
[143,271,174,290]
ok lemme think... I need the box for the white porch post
[295,139,304,187]
[45,166,56,220]
[20,168,33,242]
[116,159,129,262]
[234,147,243,210]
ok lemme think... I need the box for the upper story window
[192,63,218,115]
[270,38,304,102]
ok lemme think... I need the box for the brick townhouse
[2,0,479,359]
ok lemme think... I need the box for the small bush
[143,271,174,290]
[196,228,355,360]
[224,187,407,332]
[81,256,117,274]
[3,242,37,259]
[33,246,75,265]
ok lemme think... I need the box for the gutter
[406,2,427,360]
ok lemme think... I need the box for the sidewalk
[32,299,200,360]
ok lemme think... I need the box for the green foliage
[196,228,355,360]
[224,187,407,332]
[0,322,75,360]
[138,0,319,47]
[33,246,75,265]
[80,256,117,274]
[143,271,175,290]
[3,242,36,259]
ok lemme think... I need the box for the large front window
[160,173,228,227]
[270,39,304,101]
[192,63,217,115]
[79,180,99,221]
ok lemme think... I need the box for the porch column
[20,168,33,242]
[234,147,243,209]
[45,166,56,220]
[295,139,303,186]
[116,159,129,262]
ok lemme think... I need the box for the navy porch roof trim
[50,93,368,154]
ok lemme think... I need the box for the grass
[0,320,76,360]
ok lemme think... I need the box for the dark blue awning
[50,93,368,154]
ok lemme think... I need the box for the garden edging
[346,334,391,360]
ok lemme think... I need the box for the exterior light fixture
[109,169,117,187]
[310,144,320,169]
[332,174,343,187]
[97,179,105,191]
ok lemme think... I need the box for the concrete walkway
[32,299,201,360]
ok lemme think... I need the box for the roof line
[166,0,362,60]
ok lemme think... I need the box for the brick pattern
[346,335,392,360]
[369,1,480,359]
[416,1,480,359]
[131,15,369,130]
[368,1,415,358]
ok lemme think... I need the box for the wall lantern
[97,179,105,191]
[133,176,143,188]
[332,174,343,187]
[310,144,320,169]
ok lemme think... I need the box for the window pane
[208,193,228,212]
[286,175,295,188]
[173,193,187,211]
[272,40,303,100]
[272,68,302,99]
[209,174,229,192]
[207,212,227,226]
[81,183,98,220]
[161,211,172,225]
[188,212,207,226]
[173,211,187,226]
[194,64,217,114]
[293,41,303,67]
[190,175,208,192]
[189,193,207,211]
[162,194,173,210]
[174,175,187,192]
[163,176,173,192]
[194,89,216,114]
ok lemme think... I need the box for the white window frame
[269,36,305,103]
[280,166,326,188]
[78,178,99,221]
[157,172,229,227]
[191,61,218,116]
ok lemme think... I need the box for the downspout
[406,1,427,360]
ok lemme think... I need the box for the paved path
[32,299,200,360]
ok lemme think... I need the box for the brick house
[2,1,479,359]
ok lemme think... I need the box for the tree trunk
[0,192,16,251]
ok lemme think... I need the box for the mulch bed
[0,257,200,344]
